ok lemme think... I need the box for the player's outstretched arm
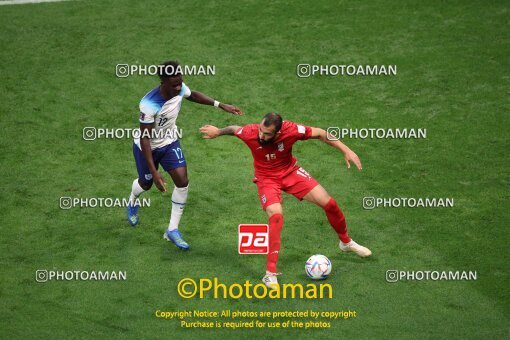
[187,91,244,115]
[199,125,241,139]
[310,127,362,170]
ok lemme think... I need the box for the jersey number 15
[264,153,276,161]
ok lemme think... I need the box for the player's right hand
[344,150,362,170]
[153,172,167,192]
[220,103,244,115]
[199,125,220,139]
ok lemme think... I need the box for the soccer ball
[305,254,332,280]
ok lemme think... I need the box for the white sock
[129,179,146,205]
[168,185,188,231]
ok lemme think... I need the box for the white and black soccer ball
[305,254,332,280]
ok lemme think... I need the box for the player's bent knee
[169,168,188,187]
[175,179,189,188]
[139,180,153,191]
[305,185,331,207]
[266,204,283,217]
[319,194,332,208]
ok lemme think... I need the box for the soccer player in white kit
[127,60,243,250]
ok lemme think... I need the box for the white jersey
[134,83,191,150]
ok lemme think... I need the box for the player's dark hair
[262,112,283,133]
[158,60,182,80]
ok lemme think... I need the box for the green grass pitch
[0,0,508,338]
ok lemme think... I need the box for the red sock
[266,213,283,273]
[324,198,351,244]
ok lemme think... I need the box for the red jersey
[235,121,313,179]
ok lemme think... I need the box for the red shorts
[254,166,319,210]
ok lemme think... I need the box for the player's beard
[258,137,275,146]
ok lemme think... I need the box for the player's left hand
[220,103,244,115]
[344,150,362,170]
[199,125,220,139]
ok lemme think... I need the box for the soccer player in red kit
[199,113,371,289]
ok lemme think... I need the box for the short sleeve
[235,124,254,142]
[139,99,158,124]
[181,82,191,98]
[289,121,312,140]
